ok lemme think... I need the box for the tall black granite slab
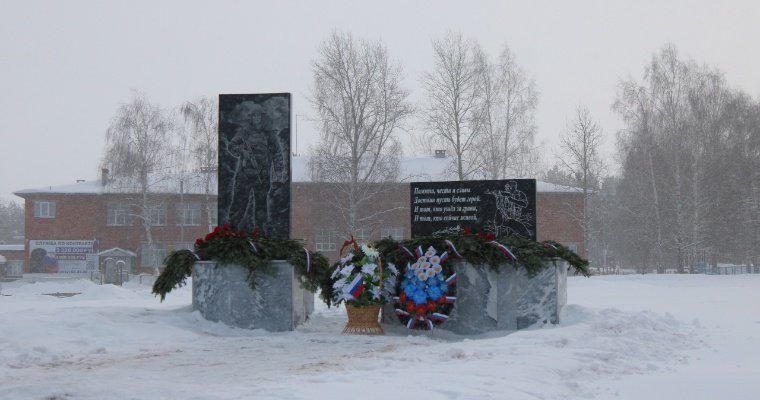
[410,179,536,240]
[218,93,291,237]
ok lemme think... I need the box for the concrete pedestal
[192,261,313,331]
[383,261,567,334]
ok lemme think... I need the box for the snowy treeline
[603,46,760,272]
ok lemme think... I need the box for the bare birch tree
[180,96,218,232]
[557,105,605,258]
[100,92,176,272]
[473,44,538,179]
[309,32,412,239]
[421,31,484,180]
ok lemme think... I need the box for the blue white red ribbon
[444,239,463,258]
[430,312,449,322]
[445,273,457,286]
[191,251,200,260]
[303,248,312,273]
[415,246,424,258]
[347,274,364,299]
[489,241,517,261]
[439,251,449,264]
[399,245,416,260]
[248,240,258,254]
[542,242,558,250]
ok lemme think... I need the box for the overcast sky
[1,0,758,202]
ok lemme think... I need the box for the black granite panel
[410,179,536,240]
[218,93,291,237]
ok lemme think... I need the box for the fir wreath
[152,224,333,305]
[373,228,590,330]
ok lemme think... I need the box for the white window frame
[107,202,130,226]
[176,202,201,226]
[381,227,404,241]
[315,229,337,252]
[147,204,167,226]
[33,201,56,218]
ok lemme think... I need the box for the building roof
[291,155,581,193]
[14,172,217,197]
[15,157,581,196]
[98,247,137,257]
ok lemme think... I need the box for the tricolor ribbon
[489,241,517,262]
[430,312,449,322]
[395,308,410,317]
[426,319,434,331]
[415,246,424,258]
[191,251,201,260]
[248,240,258,254]
[303,248,313,273]
[444,239,463,258]
[399,245,416,260]
[542,242,558,251]
[346,274,364,299]
[439,251,449,264]
[445,273,457,286]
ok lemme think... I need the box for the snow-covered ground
[1,274,758,400]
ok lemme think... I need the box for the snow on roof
[292,155,581,193]
[14,180,105,195]
[14,172,218,196]
[15,157,581,195]
[98,247,137,257]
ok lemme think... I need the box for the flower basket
[343,303,383,335]
[330,240,399,335]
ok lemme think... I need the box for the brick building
[13,172,217,275]
[10,156,584,275]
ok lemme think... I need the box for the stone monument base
[192,261,313,331]
[383,261,567,334]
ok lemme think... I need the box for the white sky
[1,0,759,202]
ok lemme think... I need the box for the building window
[562,242,579,254]
[175,242,194,251]
[176,202,201,226]
[147,204,167,226]
[208,201,218,227]
[315,229,337,252]
[107,202,130,226]
[381,227,404,241]
[33,201,56,218]
[140,243,167,267]
[354,228,371,243]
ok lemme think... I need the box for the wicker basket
[343,303,384,335]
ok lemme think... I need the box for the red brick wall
[292,183,584,261]
[19,192,214,273]
[18,183,585,271]
[536,192,585,258]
